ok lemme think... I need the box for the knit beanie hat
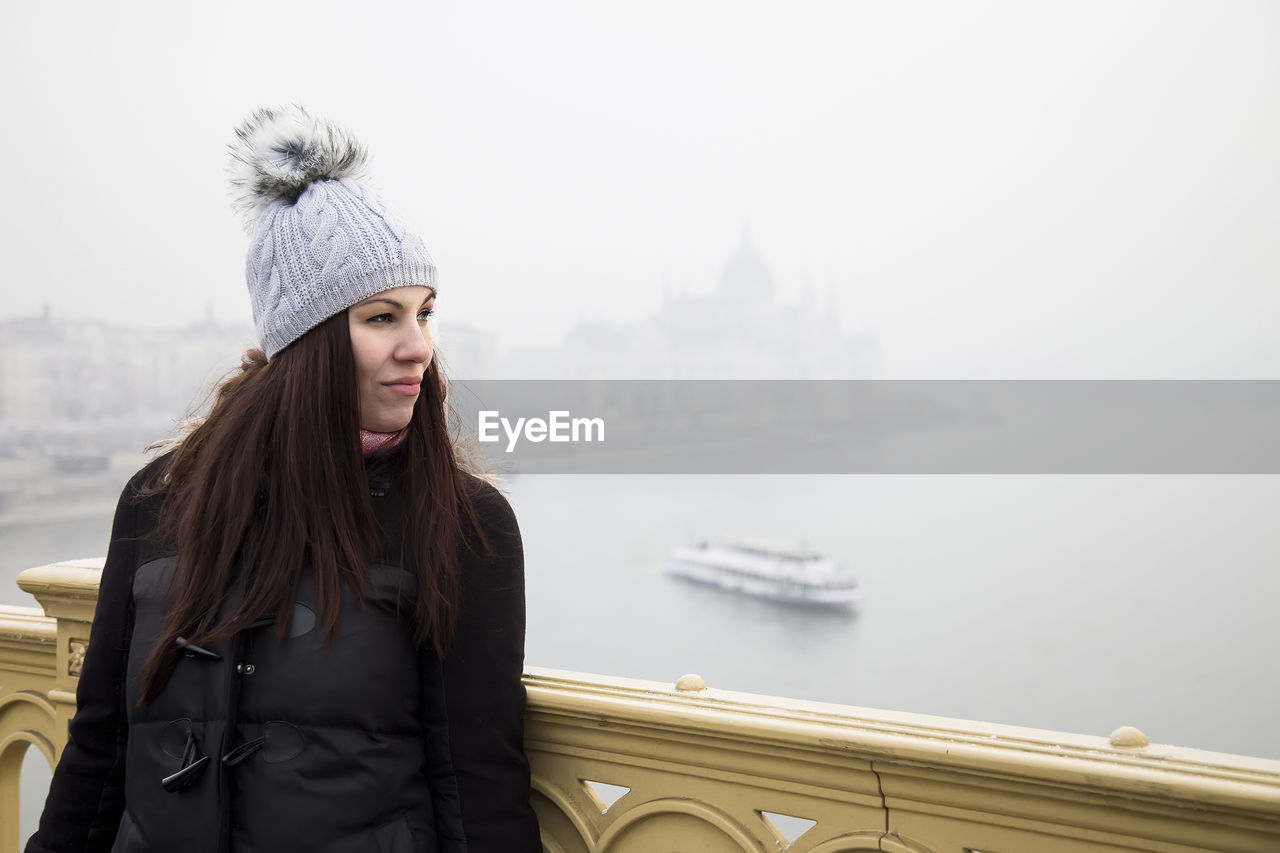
[228,106,437,358]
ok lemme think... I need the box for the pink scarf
[360,427,408,457]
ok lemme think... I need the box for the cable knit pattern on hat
[231,107,437,358]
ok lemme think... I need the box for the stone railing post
[0,559,104,853]
[15,560,106,761]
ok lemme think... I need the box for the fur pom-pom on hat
[228,105,367,231]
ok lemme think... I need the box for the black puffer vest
[115,558,436,853]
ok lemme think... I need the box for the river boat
[667,539,862,608]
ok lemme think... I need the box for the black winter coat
[25,458,542,853]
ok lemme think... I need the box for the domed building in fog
[501,230,878,379]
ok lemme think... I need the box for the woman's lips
[384,379,421,396]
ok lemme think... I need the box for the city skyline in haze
[2,1,1277,378]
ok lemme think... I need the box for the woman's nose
[398,323,433,365]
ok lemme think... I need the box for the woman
[25,106,542,852]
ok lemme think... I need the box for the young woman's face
[347,285,436,432]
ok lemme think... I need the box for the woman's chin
[362,415,413,433]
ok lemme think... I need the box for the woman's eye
[418,309,436,322]
[368,313,393,323]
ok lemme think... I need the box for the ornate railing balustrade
[3,561,1279,852]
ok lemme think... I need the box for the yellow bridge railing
[4,560,1280,852]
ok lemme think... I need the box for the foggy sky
[1,1,1277,378]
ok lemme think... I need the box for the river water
[6,473,1278,840]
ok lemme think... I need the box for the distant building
[433,322,499,380]
[0,308,253,458]
[499,231,879,378]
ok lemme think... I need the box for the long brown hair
[137,312,479,705]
